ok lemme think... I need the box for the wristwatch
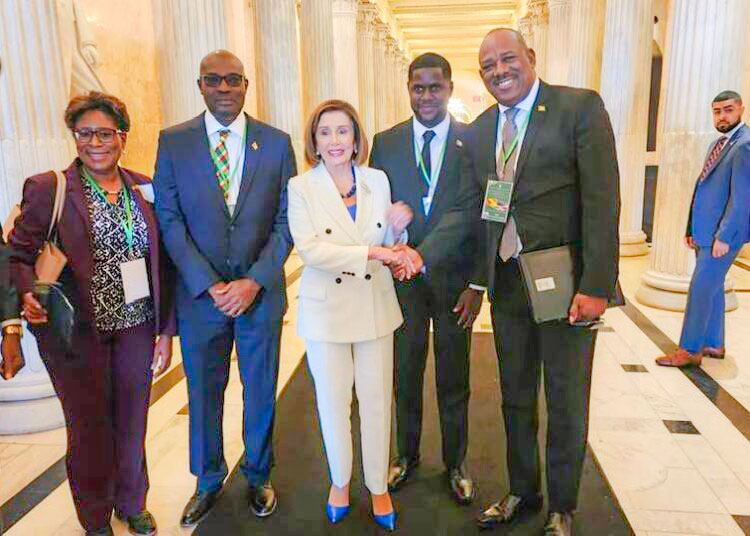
[2,325,23,337]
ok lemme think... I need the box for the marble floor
[3,249,750,535]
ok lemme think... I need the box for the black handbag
[33,281,74,351]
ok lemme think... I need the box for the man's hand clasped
[209,278,262,318]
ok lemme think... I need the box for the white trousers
[305,333,393,494]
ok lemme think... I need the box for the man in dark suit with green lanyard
[464,29,620,536]
[370,53,482,504]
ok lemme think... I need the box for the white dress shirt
[470,78,541,292]
[204,111,246,214]
[413,114,451,215]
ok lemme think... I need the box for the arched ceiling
[386,1,519,72]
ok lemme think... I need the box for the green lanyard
[414,135,448,190]
[82,167,135,253]
[498,109,533,168]
[208,127,247,195]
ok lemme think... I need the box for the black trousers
[490,259,596,512]
[393,274,472,470]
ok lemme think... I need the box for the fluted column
[567,0,606,90]
[299,0,336,117]
[373,21,389,132]
[254,0,304,158]
[636,0,749,311]
[332,0,359,108]
[357,3,377,143]
[546,0,571,85]
[600,0,653,257]
[399,52,411,121]
[0,0,68,433]
[529,0,549,79]
[384,36,399,126]
[518,14,534,49]
[153,0,231,126]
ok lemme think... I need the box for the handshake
[384,244,424,281]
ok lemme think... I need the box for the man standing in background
[657,91,750,368]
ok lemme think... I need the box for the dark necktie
[421,130,436,194]
[698,136,728,181]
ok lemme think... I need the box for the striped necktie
[214,130,231,199]
[698,136,728,181]
[498,108,521,261]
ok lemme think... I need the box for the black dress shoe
[248,481,277,517]
[447,467,476,504]
[180,488,222,527]
[114,510,157,536]
[387,456,419,492]
[476,493,543,529]
[544,512,573,536]
[86,526,113,536]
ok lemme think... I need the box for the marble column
[636,0,749,311]
[254,0,304,157]
[384,36,399,126]
[600,0,652,257]
[372,21,389,132]
[567,0,606,90]
[0,0,69,433]
[546,0,571,85]
[529,0,549,79]
[299,0,336,117]
[332,0,359,109]
[153,0,231,126]
[357,3,377,143]
[399,52,411,121]
[518,14,534,49]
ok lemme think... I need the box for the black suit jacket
[463,82,620,300]
[0,225,19,323]
[369,117,481,283]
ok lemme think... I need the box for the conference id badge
[121,258,150,304]
[481,179,513,223]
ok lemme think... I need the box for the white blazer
[288,163,403,343]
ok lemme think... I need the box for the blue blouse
[346,203,356,220]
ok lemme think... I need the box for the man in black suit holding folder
[464,29,620,536]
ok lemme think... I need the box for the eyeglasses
[200,74,246,88]
[72,127,123,144]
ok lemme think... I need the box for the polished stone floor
[3,250,750,535]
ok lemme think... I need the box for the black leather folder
[518,245,577,323]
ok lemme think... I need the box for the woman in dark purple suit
[9,92,176,536]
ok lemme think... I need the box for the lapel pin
[251,141,259,151]
[537,104,546,112]
[456,139,463,147]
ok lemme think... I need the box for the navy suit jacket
[153,112,297,320]
[687,123,750,248]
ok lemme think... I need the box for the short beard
[717,118,741,133]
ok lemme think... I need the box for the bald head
[200,49,244,75]
[478,27,536,107]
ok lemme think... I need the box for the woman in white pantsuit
[288,100,416,531]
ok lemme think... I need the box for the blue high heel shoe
[326,503,350,524]
[373,510,397,531]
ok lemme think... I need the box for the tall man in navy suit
[657,91,750,368]
[153,50,296,525]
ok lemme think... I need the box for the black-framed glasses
[72,127,124,144]
[199,74,246,88]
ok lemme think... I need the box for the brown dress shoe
[544,512,573,535]
[702,346,725,359]
[476,493,543,529]
[655,348,702,367]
